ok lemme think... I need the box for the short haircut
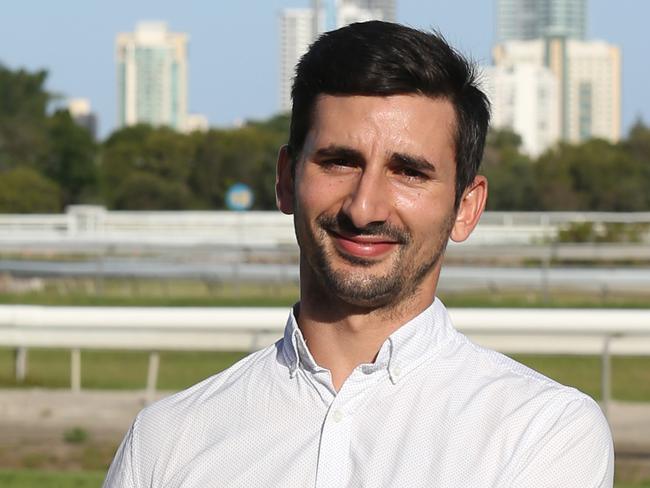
[288,21,490,208]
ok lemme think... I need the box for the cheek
[392,186,456,233]
[297,175,349,213]
[393,191,420,212]
[391,184,454,213]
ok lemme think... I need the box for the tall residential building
[482,64,559,156]
[279,9,320,113]
[67,98,98,140]
[116,22,188,131]
[493,38,621,143]
[496,0,587,42]
[279,1,394,113]
[312,0,395,31]
[335,0,396,27]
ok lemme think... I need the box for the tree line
[1,65,649,213]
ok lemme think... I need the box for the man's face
[277,94,483,309]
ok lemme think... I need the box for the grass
[0,470,105,488]
[0,348,249,391]
[511,355,650,402]
[439,289,650,309]
[0,347,649,401]
[0,278,300,307]
[2,275,650,308]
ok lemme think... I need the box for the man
[104,21,613,487]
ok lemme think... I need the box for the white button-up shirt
[104,299,614,487]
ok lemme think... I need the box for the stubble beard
[298,212,456,310]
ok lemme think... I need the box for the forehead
[304,94,457,159]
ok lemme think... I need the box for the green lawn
[0,470,105,488]
[0,279,300,308]
[511,354,650,402]
[1,276,650,308]
[0,348,248,391]
[1,347,649,402]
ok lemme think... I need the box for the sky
[1,0,647,140]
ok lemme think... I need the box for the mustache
[317,213,410,244]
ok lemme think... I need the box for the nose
[341,168,391,228]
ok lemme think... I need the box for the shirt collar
[281,298,457,383]
[282,305,324,378]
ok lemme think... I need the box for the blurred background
[0,1,649,487]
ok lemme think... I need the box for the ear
[276,145,295,215]
[450,175,488,243]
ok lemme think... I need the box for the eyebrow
[313,144,437,173]
[390,152,437,174]
[313,145,364,162]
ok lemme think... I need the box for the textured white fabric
[103,298,614,487]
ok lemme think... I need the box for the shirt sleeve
[508,396,614,488]
[103,421,138,488]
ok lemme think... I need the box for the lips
[330,231,399,259]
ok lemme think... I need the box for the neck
[296,262,440,391]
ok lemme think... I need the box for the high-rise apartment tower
[496,0,587,42]
[335,0,396,27]
[279,9,321,113]
[279,0,395,112]
[116,22,188,130]
[482,64,560,156]
[493,38,621,143]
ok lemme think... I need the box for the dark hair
[288,21,490,207]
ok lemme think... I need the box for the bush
[0,167,61,212]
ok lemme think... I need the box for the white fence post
[71,348,81,393]
[14,347,28,382]
[146,352,160,404]
[601,336,612,419]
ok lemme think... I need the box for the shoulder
[127,341,283,468]
[139,341,281,428]
[449,332,605,419]
[446,336,614,486]
[506,389,614,486]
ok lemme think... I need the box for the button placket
[315,399,353,488]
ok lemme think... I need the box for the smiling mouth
[328,230,400,259]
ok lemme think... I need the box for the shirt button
[332,409,344,423]
[393,365,402,377]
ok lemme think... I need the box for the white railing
[1,305,649,416]
[0,206,649,248]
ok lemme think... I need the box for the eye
[319,159,356,171]
[327,158,353,166]
[395,166,428,181]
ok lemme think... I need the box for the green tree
[100,125,194,209]
[0,166,61,212]
[481,129,538,210]
[189,129,229,208]
[626,118,650,162]
[536,143,588,210]
[625,119,650,208]
[0,65,50,169]
[189,118,287,210]
[112,171,194,210]
[37,109,97,205]
[537,139,647,211]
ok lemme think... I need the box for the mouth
[328,230,400,259]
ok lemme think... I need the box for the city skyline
[0,0,647,139]
[482,0,621,156]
